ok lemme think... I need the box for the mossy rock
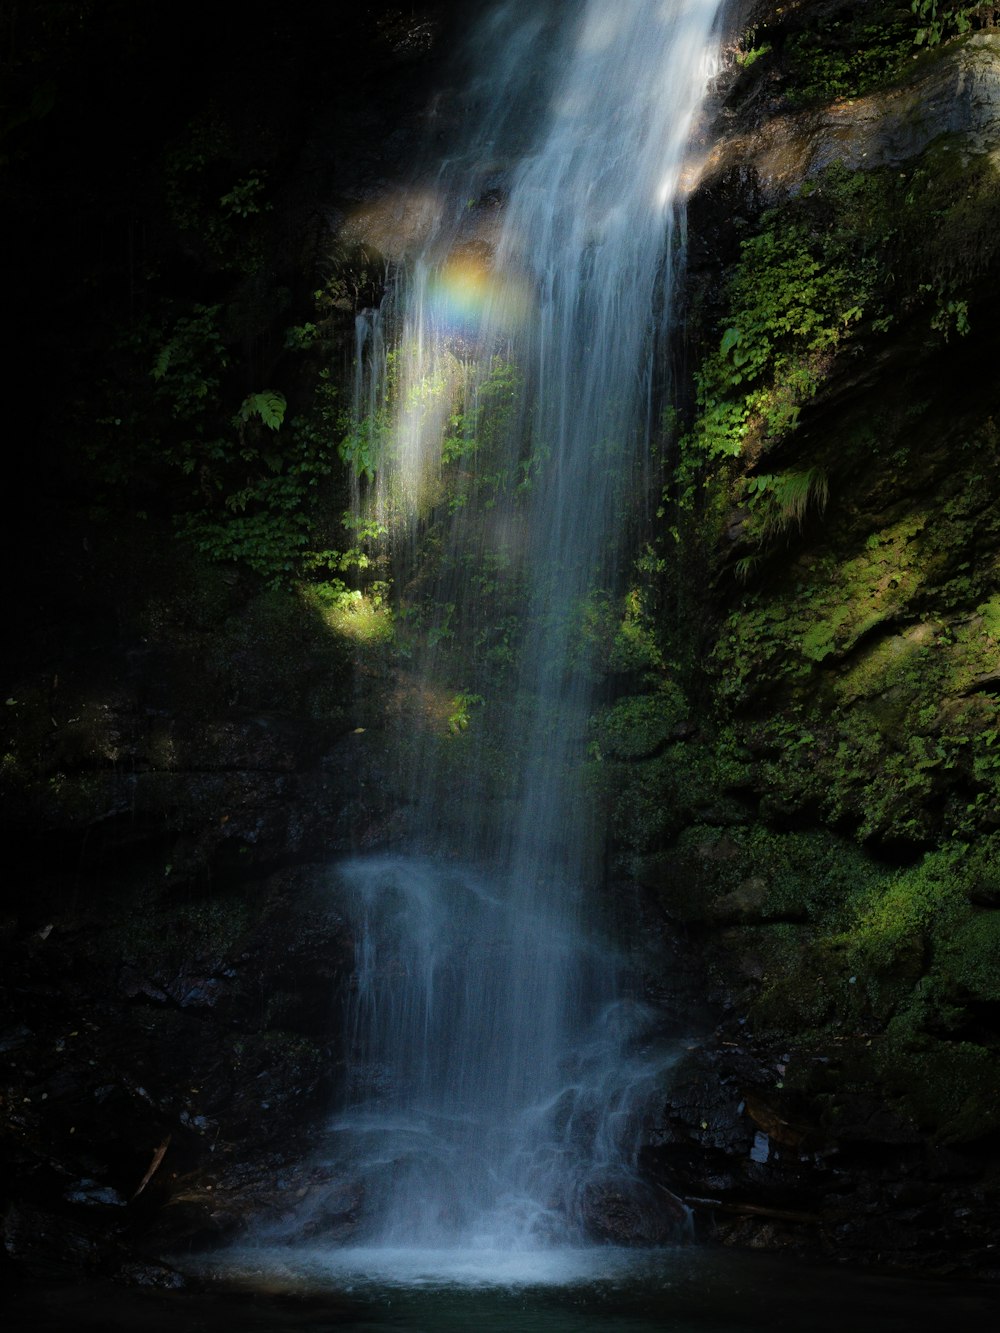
[936,911,1000,1002]
[592,686,686,761]
[874,1029,1000,1144]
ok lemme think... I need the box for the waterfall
[323,0,723,1252]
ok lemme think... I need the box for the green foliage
[610,582,667,674]
[760,2,996,109]
[152,303,229,423]
[744,467,829,539]
[910,0,984,47]
[782,7,913,105]
[236,390,287,432]
[928,296,971,340]
[348,353,523,487]
[640,22,1000,1150]
[284,321,320,351]
[219,172,270,218]
[444,356,522,466]
[339,410,384,484]
[736,40,772,69]
[674,165,887,501]
[82,277,360,586]
[447,692,485,735]
[164,116,273,274]
[591,684,687,762]
[180,371,341,582]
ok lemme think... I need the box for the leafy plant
[911,0,980,47]
[736,40,772,69]
[677,180,879,484]
[745,467,830,538]
[783,7,913,106]
[236,390,287,432]
[448,692,485,735]
[152,303,228,423]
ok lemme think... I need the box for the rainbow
[427,253,533,337]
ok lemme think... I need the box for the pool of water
[5,1245,998,1332]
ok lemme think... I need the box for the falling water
[317,0,723,1256]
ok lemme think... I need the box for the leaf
[720,327,742,357]
[238,390,287,431]
[152,343,174,380]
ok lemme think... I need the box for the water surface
[7,1247,998,1332]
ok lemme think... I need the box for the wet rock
[63,1181,127,1208]
[578,1171,686,1246]
[0,1025,33,1054]
[639,1022,1000,1272]
[145,1194,239,1252]
[0,1200,122,1282]
[282,1176,364,1243]
[145,1158,358,1252]
[704,34,1000,202]
[115,1260,187,1289]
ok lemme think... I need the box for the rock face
[0,860,356,1283]
[704,32,1000,199]
[586,0,1000,1274]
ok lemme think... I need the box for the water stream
[315,0,725,1261]
[189,0,725,1284]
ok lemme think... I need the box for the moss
[751,939,839,1032]
[702,406,1000,842]
[593,737,751,859]
[874,1022,1000,1143]
[591,685,686,761]
[201,585,356,714]
[846,843,971,962]
[936,911,1000,1002]
[637,823,889,935]
[303,586,395,651]
[731,841,1000,1127]
[107,883,260,973]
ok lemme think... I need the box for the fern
[152,343,174,381]
[769,467,829,531]
[746,467,830,539]
[237,390,287,431]
[735,554,761,583]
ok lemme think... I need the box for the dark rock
[115,1260,187,1289]
[969,881,1000,908]
[577,1170,686,1246]
[63,1181,127,1208]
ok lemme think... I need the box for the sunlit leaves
[236,390,287,432]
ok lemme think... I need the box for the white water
[316,0,723,1260]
